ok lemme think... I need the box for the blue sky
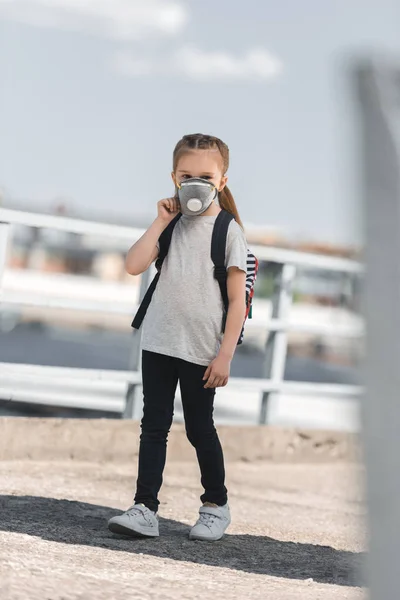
[0,0,399,244]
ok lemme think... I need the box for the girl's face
[172,149,228,193]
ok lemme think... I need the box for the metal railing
[0,207,363,424]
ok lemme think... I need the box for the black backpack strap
[131,271,161,330]
[131,213,182,330]
[211,210,234,330]
[157,213,182,268]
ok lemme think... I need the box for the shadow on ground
[0,495,364,587]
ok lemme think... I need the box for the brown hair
[173,133,243,228]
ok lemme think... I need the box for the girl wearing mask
[108,133,248,541]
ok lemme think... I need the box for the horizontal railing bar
[1,376,130,392]
[0,362,141,383]
[281,381,362,396]
[0,292,136,315]
[263,318,364,337]
[0,387,124,412]
[0,362,362,397]
[0,208,362,272]
[0,208,142,241]
[249,244,363,274]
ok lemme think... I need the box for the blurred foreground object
[357,55,400,598]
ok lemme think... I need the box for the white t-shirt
[141,214,248,366]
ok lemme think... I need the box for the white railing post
[0,221,10,289]
[259,263,296,424]
[123,265,154,419]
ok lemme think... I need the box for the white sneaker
[108,504,159,538]
[189,503,231,541]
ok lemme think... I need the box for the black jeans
[134,351,228,513]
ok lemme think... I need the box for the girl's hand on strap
[203,354,231,389]
[157,197,180,225]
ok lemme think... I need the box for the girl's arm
[125,198,179,276]
[220,268,247,359]
[203,267,246,389]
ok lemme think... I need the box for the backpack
[131,210,259,345]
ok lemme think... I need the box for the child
[108,133,248,541]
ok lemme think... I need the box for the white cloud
[0,0,188,40]
[112,46,283,83]
[0,1,282,83]
[177,46,282,81]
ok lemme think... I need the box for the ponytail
[219,186,244,229]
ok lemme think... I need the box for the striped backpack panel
[239,249,259,344]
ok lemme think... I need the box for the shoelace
[126,505,154,526]
[127,505,144,516]
[198,512,217,529]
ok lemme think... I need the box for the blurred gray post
[259,262,296,424]
[356,57,400,598]
[123,266,154,419]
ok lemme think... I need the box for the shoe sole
[189,533,224,542]
[108,522,159,538]
[189,527,230,542]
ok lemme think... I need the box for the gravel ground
[0,459,366,600]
